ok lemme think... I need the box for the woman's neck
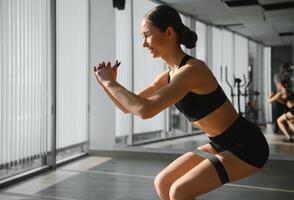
[161,49,187,71]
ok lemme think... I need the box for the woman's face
[140,18,168,58]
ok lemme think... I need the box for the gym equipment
[222,66,260,123]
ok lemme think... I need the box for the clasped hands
[93,60,121,86]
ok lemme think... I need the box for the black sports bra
[169,55,228,121]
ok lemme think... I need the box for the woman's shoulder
[187,57,206,67]
[177,57,202,71]
[175,57,217,90]
[181,57,213,79]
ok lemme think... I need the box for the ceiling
[159,0,294,46]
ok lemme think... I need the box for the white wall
[132,0,165,134]
[195,21,207,62]
[211,27,222,83]
[89,0,116,150]
[115,0,133,141]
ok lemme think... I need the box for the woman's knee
[154,172,171,196]
[169,181,195,200]
[277,116,285,124]
[154,173,163,189]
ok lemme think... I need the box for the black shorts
[208,115,269,168]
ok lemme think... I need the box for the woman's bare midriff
[192,100,239,137]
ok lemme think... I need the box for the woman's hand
[268,92,275,103]
[112,60,120,81]
[268,91,284,104]
[268,92,274,99]
[93,60,121,86]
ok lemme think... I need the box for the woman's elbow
[137,106,156,119]
[138,111,153,120]
[122,109,131,114]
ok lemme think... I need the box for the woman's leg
[286,112,294,133]
[154,152,205,200]
[154,143,221,200]
[168,151,258,200]
[277,113,292,140]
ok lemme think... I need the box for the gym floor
[0,130,294,200]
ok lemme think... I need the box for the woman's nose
[142,38,148,48]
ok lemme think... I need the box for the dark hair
[144,5,197,49]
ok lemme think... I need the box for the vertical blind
[56,0,88,149]
[0,0,89,174]
[0,0,51,167]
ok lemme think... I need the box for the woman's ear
[166,26,176,39]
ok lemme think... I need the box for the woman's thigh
[215,150,258,182]
[155,152,205,186]
[170,150,258,197]
[277,113,288,123]
[157,140,228,179]
[198,143,259,180]
[286,112,294,121]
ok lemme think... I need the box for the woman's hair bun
[180,25,198,49]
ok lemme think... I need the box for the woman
[268,80,294,143]
[94,5,269,200]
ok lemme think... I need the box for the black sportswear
[169,55,227,121]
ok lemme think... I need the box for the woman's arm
[268,92,284,104]
[136,69,170,98]
[93,64,130,113]
[101,84,130,113]
[97,63,196,119]
[103,75,190,119]
[93,64,169,113]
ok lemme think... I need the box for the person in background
[268,80,294,143]
[272,63,291,133]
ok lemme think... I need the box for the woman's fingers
[114,60,121,68]
[93,60,121,83]
[113,61,121,71]
[95,61,121,69]
[97,63,102,70]
[93,67,101,84]
[94,60,121,74]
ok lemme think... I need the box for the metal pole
[49,0,57,169]
[129,0,134,146]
